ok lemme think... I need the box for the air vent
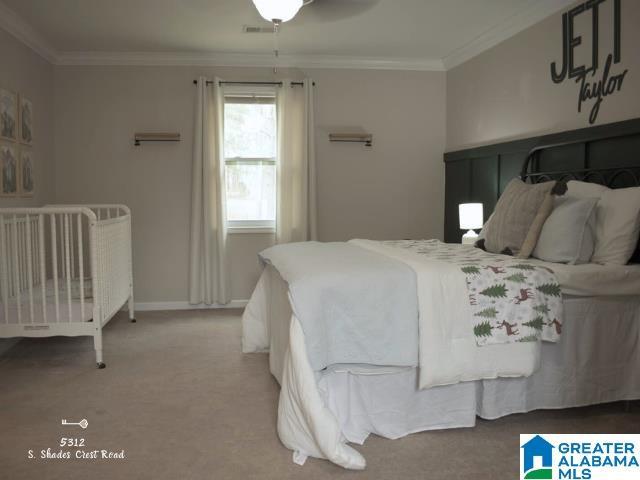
[243,25,275,34]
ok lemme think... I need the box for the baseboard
[133,300,248,312]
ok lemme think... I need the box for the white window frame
[223,86,278,234]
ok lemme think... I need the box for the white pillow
[567,180,640,265]
[532,196,597,264]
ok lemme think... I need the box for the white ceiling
[0,0,573,69]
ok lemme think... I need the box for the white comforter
[258,241,418,370]
[242,240,563,469]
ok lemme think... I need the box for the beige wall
[447,0,640,151]
[312,69,446,242]
[9,0,640,307]
[53,66,445,303]
[0,28,54,353]
[0,27,54,208]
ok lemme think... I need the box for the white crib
[0,205,134,368]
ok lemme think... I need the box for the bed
[242,128,640,469]
[0,205,135,368]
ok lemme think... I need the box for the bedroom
[0,0,639,478]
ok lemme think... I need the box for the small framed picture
[1,144,18,196]
[0,88,18,142]
[19,95,33,145]
[19,148,34,197]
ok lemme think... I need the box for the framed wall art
[1,143,18,197]
[19,95,33,145]
[0,88,18,142]
[19,148,34,197]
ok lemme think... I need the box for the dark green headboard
[443,117,640,245]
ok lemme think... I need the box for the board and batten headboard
[443,117,640,251]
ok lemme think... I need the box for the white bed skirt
[242,266,640,469]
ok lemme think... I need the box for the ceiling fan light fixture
[252,0,304,23]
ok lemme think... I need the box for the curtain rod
[192,80,314,86]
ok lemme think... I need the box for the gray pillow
[484,178,557,258]
[532,196,598,264]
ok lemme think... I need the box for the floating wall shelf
[329,133,373,147]
[134,132,181,146]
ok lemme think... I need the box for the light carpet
[0,309,638,479]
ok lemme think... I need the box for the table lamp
[459,203,483,245]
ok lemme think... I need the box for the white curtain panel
[276,79,318,244]
[188,76,230,305]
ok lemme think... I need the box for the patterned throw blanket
[382,240,563,346]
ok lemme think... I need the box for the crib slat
[0,217,8,324]
[17,221,21,291]
[23,221,27,292]
[64,214,73,322]
[25,215,35,323]
[51,215,60,322]
[70,216,75,280]
[33,218,38,284]
[12,216,22,323]
[19,220,25,291]
[39,215,47,323]
[36,218,41,289]
[59,215,64,279]
[31,218,36,284]
[77,214,85,320]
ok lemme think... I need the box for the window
[224,91,277,231]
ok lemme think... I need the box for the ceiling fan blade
[295,0,380,23]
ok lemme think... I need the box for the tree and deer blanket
[351,239,563,388]
[385,240,563,345]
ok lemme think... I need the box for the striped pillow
[484,178,558,258]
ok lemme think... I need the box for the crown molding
[56,50,445,71]
[442,0,575,70]
[0,1,58,63]
[1,0,572,71]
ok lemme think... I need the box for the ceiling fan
[250,0,378,72]
[251,0,379,26]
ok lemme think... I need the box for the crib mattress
[1,278,94,324]
[0,299,94,324]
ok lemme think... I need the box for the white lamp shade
[459,203,483,230]
[252,0,303,22]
